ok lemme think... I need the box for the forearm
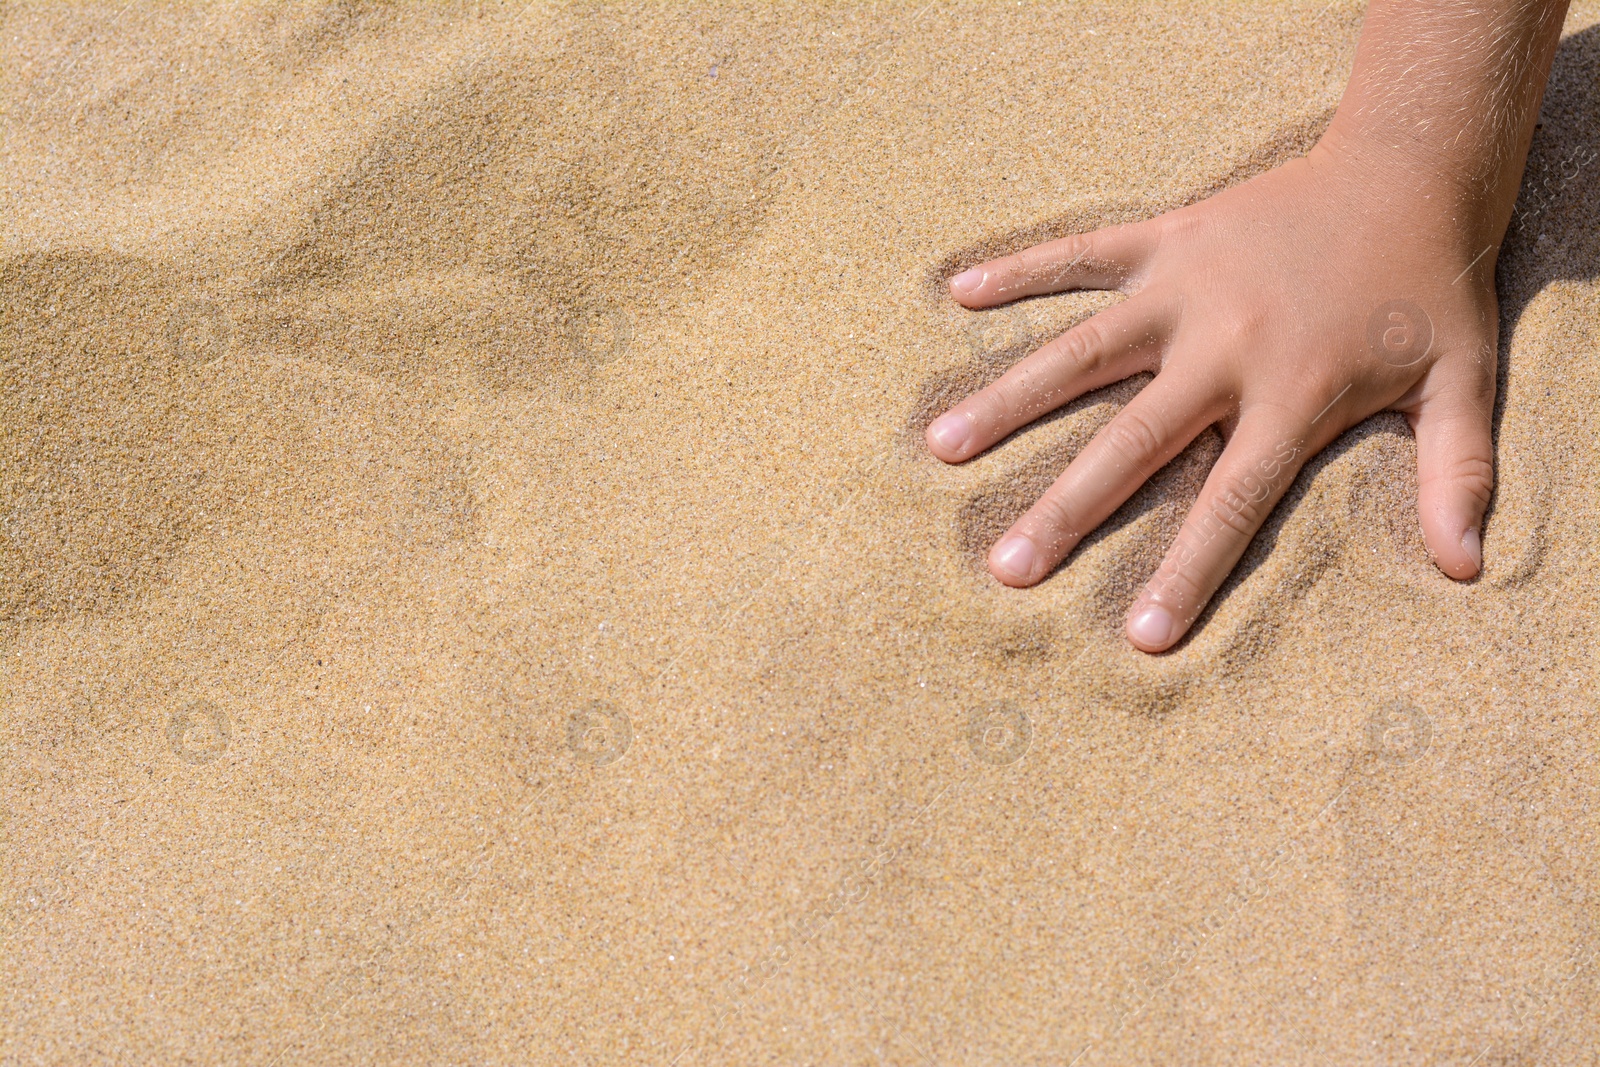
[1319,0,1570,258]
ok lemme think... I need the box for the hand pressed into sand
[927,133,1504,652]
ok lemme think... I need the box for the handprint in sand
[926,0,1568,653]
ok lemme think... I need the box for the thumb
[1407,375,1495,580]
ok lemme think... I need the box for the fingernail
[951,267,983,296]
[928,413,971,455]
[1127,607,1176,650]
[991,535,1036,581]
[1461,527,1482,571]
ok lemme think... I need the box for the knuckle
[979,378,1025,426]
[1058,232,1094,269]
[1211,492,1261,538]
[1215,308,1266,350]
[999,252,1034,286]
[1055,317,1108,375]
[1145,552,1207,607]
[1030,493,1083,543]
[1440,453,1495,507]
[1038,233,1099,288]
[1152,209,1202,253]
[1195,479,1267,541]
[1099,408,1165,468]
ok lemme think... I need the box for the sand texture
[5,2,1600,1063]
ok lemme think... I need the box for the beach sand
[4,1,1600,1063]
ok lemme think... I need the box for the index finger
[949,221,1157,308]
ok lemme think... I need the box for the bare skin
[927,0,1572,652]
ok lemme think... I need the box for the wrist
[1311,116,1512,267]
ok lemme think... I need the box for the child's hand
[927,137,1500,652]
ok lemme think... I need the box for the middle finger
[987,368,1225,587]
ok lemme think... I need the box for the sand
[4,1,1599,1063]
